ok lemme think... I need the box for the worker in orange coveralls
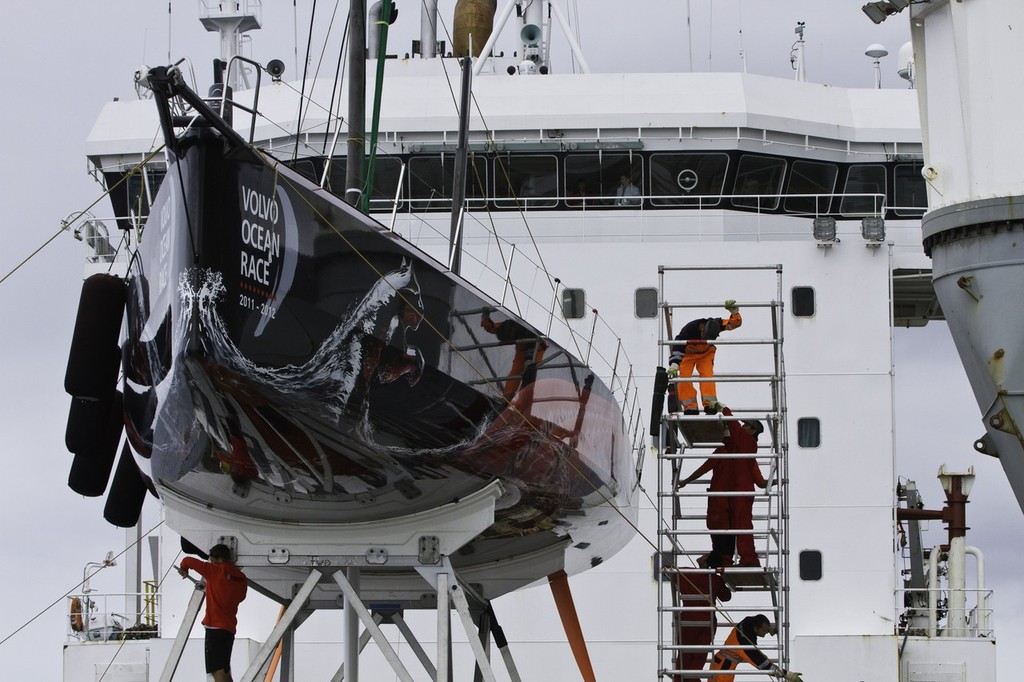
[178,544,248,682]
[711,614,802,682]
[677,407,766,568]
[673,553,732,681]
[667,301,742,414]
[481,308,547,401]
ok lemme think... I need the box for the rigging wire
[91,548,185,682]
[292,0,318,161]
[259,152,657,553]
[0,146,166,288]
[0,520,165,649]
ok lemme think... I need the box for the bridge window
[495,154,559,208]
[562,288,586,319]
[326,157,407,210]
[731,155,786,210]
[407,154,487,211]
[565,153,642,207]
[784,160,838,215]
[649,153,729,207]
[840,164,886,217]
[634,288,658,319]
[894,163,928,216]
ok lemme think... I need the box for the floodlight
[813,216,837,242]
[889,0,911,9]
[861,216,886,242]
[862,1,897,24]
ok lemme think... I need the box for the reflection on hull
[123,125,637,600]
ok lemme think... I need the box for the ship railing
[897,586,994,639]
[443,218,648,466]
[66,588,161,642]
[392,190,892,220]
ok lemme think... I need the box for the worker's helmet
[743,420,765,437]
[702,318,722,340]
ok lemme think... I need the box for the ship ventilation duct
[453,0,496,57]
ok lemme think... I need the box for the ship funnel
[453,0,496,57]
[521,23,542,47]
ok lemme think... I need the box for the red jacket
[689,409,765,492]
[181,557,248,633]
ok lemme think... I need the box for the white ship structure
[56,1,1011,680]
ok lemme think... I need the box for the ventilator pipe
[927,544,941,637]
[421,0,439,57]
[964,546,988,634]
[947,535,967,637]
[368,2,382,58]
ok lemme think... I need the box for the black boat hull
[123,128,637,600]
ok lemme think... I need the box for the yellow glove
[724,299,739,314]
[667,363,679,379]
[784,672,803,682]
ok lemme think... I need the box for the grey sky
[0,2,1019,680]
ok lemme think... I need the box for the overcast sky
[1,2,1021,680]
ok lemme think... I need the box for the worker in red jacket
[668,301,742,414]
[673,553,732,681]
[678,407,766,567]
[179,544,248,682]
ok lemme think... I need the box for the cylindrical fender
[65,390,123,457]
[103,443,148,527]
[64,274,125,399]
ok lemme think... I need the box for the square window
[797,417,820,448]
[562,289,586,319]
[792,287,815,317]
[799,550,823,581]
[635,288,658,319]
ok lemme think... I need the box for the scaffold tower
[655,264,790,681]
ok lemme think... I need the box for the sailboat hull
[122,128,637,601]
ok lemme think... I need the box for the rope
[0,146,165,287]
[0,520,165,649]
[259,152,659,552]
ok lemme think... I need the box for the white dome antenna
[865,43,889,88]
[897,41,916,87]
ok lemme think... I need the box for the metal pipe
[965,545,988,634]
[927,544,941,637]
[420,0,438,58]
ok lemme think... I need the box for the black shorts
[204,627,235,674]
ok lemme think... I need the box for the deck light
[861,216,886,242]
[862,1,899,24]
[862,0,912,24]
[813,216,837,242]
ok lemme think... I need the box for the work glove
[667,363,679,379]
[724,299,739,314]
[705,399,722,413]
[784,672,803,682]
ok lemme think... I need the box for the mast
[345,0,367,206]
[448,56,472,276]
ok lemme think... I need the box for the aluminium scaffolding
[655,264,790,681]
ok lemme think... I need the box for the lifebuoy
[69,596,84,632]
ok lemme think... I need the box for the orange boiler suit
[711,617,774,681]
[669,312,742,411]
